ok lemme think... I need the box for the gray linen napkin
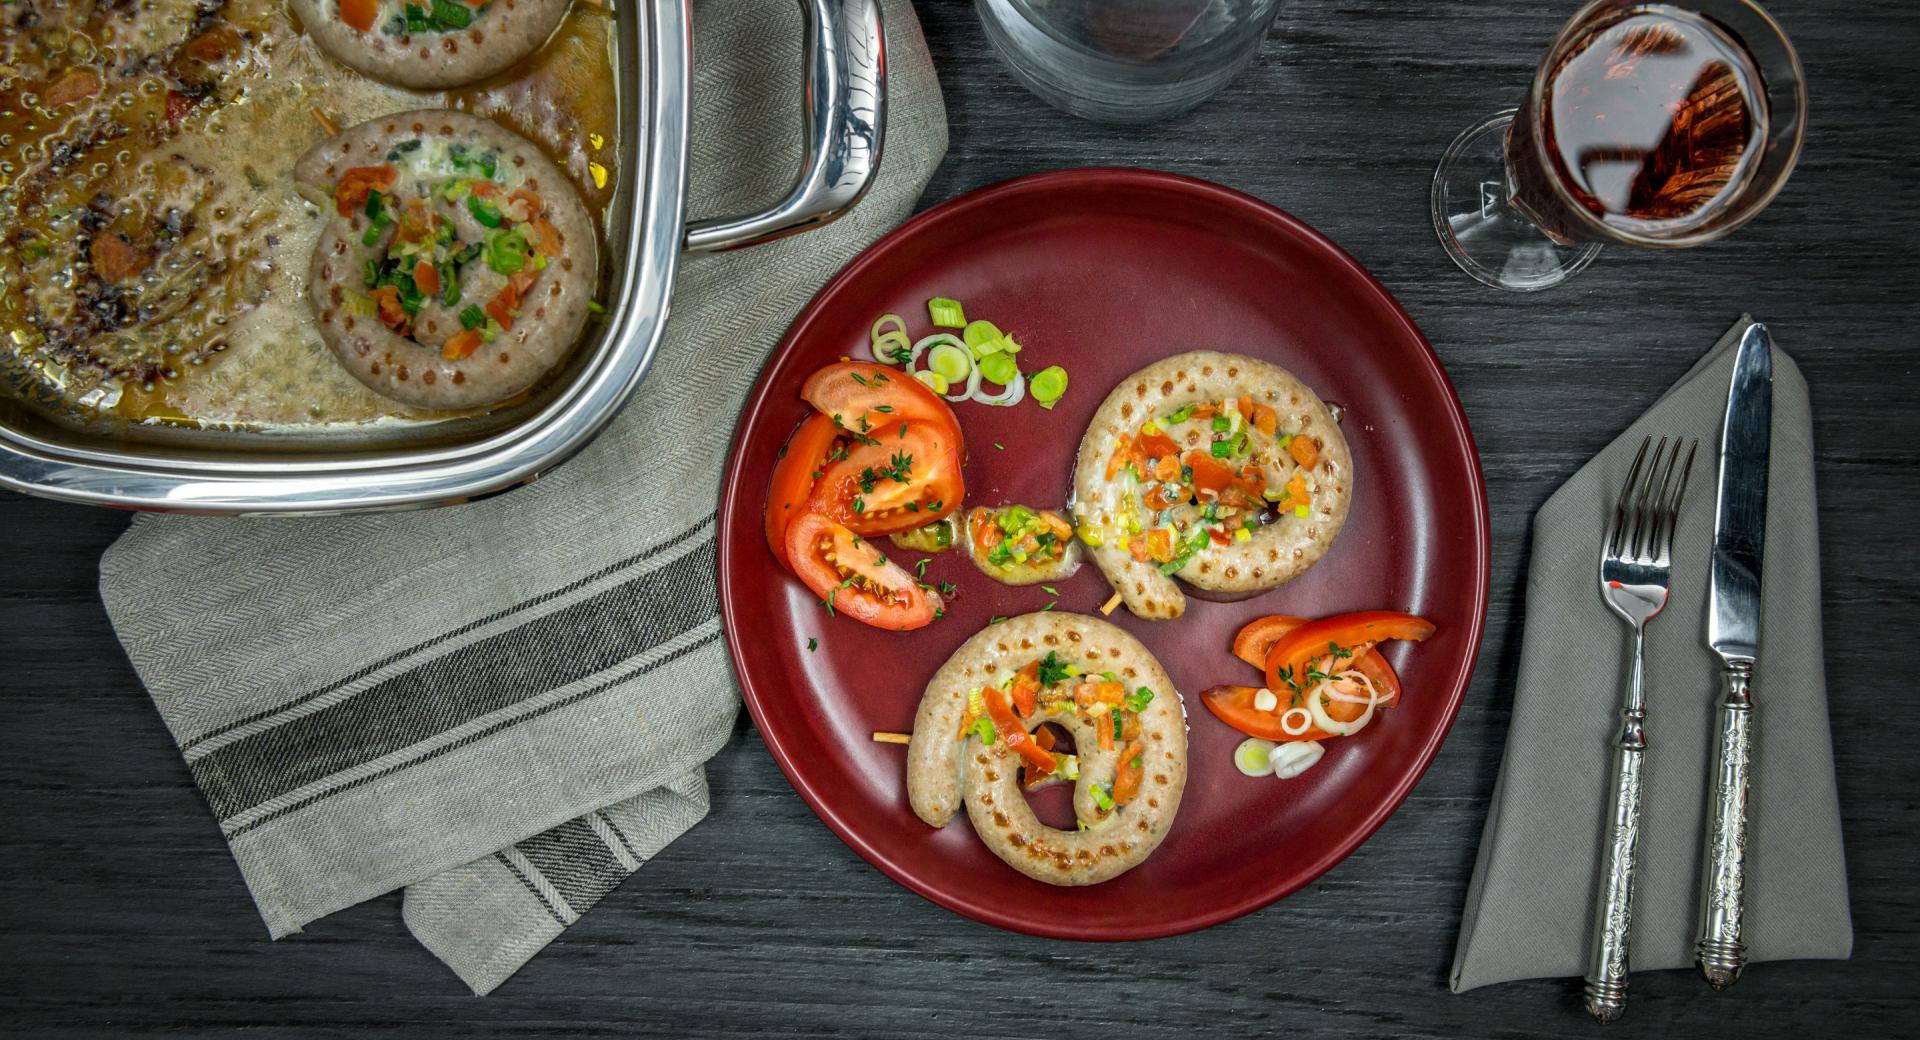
[95,0,946,996]
[1450,316,1851,992]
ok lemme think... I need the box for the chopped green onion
[927,342,972,382]
[1125,687,1155,712]
[1211,415,1231,433]
[484,226,531,274]
[927,296,966,328]
[1111,708,1123,740]
[430,0,471,29]
[1167,404,1197,423]
[1031,366,1068,409]
[1210,440,1232,459]
[1295,504,1311,518]
[459,304,486,330]
[961,319,1003,353]
[403,4,431,31]
[977,351,1018,385]
[440,265,460,306]
[970,717,997,744]
[1090,783,1115,812]
[467,195,503,228]
[1230,431,1249,456]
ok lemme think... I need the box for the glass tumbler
[977,0,1285,125]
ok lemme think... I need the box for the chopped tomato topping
[334,165,397,217]
[394,199,435,244]
[469,180,502,200]
[1251,403,1278,437]
[528,218,564,256]
[1282,472,1310,510]
[484,270,538,330]
[43,68,102,109]
[89,235,149,284]
[503,188,543,223]
[1105,433,1134,480]
[1185,451,1236,497]
[442,329,482,361]
[1143,483,1186,511]
[338,0,380,31]
[1142,528,1173,562]
[1112,742,1145,805]
[164,89,197,127]
[1010,661,1042,718]
[1190,403,1218,420]
[1136,429,1179,461]
[370,285,409,333]
[1209,528,1233,546]
[412,261,441,297]
[1151,455,1180,482]
[1288,435,1320,469]
[983,687,1055,775]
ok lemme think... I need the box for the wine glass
[1431,0,1807,291]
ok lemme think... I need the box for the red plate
[717,169,1488,939]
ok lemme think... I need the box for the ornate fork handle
[1585,627,1650,1024]
[1697,662,1754,989]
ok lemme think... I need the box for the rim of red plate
[716,168,1490,940]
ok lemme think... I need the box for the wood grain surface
[2,1,1915,1036]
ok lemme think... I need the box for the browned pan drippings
[0,0,618,430]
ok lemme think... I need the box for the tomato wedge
[765,414,843,571]
[802,362,962,446]
[1264,611,1435,702]
[1233,615,1401,706]
[784,512,941,631]
[805,422,963,535]
[1201,685,1335,742]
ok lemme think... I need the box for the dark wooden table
[4,2,1915,1036]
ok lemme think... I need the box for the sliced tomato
[805,422,963,535]
[1233,614,1402,706]
[1264,611,1435,702]
[765,414,843,571]
[1201,685,1334,742]
[784,512,941,631]
[983,686,1055,776]
[802,362,961,446]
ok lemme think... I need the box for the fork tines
[1608,436,1699,563]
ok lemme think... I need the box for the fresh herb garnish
[1037,651,1071,688]
[806,638,817,652]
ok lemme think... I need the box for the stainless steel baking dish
[0,0,883,515]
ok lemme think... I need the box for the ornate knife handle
[1697,662,1754,990]
[1585,633,1650,1024]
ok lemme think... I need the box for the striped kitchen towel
[96,0,947,995]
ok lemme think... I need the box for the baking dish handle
[684,0,885,252]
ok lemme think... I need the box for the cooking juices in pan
[0,0,618,430]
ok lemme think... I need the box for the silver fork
[1583,435,1697,1024]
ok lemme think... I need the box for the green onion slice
[927,296,966,328]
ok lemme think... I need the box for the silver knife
[1697,322,1773,989]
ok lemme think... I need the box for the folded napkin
[1451,316,1851,992]
[96,0,946,995]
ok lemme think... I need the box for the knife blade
[1696,321,1773,990]
[1708,324,1773,663]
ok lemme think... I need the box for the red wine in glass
[1430,0,1806,291]
[1507,5,1768,244]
